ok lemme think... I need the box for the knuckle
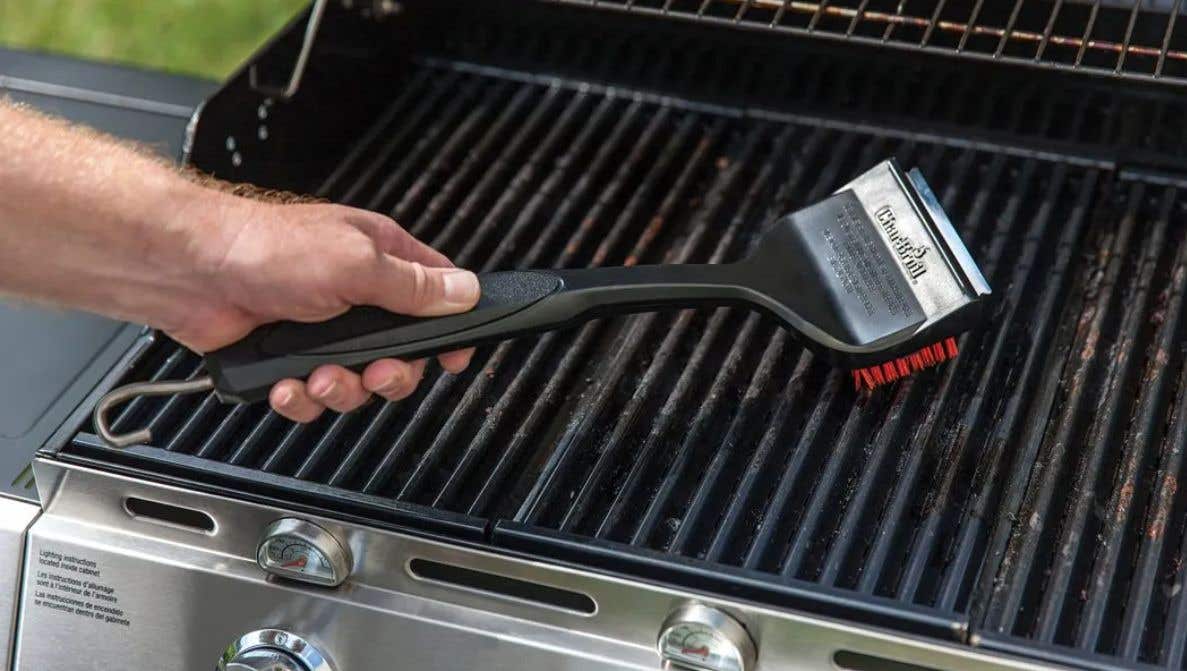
[325,234,385,299]
[407,262,436,307]
[344,234,384,269]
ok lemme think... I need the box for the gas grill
[14,1,1187,669]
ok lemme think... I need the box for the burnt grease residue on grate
[76,53,1187,671]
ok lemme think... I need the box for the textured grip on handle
[205,262,758,405]
[204,271,563,404]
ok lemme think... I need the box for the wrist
[125,175,245,327]
[145,176,240,285]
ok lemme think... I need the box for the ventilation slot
[408,558,596,615]
[834,651,943,671]
[124,497,216,534]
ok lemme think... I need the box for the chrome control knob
[217,630,334,671]
[658,604,756,671]
[224,648,305,671]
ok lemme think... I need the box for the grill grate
[69,12,1187,669]
[543,0,1187,85]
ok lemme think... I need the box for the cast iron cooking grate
[67,12,1187,671]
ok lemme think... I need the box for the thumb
[364,256,480,316]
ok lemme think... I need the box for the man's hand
[172,198,479,422]
[0,100,478,423]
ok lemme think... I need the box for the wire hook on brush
[93,377,214,448]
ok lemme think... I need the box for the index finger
[343,208,454,268]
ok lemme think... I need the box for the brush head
[745,159,991,386]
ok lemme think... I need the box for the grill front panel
[67,8,1187,669]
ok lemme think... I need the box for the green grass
[0,0,307,80]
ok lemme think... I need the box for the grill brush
[94,159,990,448]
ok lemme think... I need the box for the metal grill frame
[40,2,1187,670]
[544,0,1187,86]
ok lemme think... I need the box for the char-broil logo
[874,204,928,280]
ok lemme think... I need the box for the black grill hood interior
[45,1,1187,669]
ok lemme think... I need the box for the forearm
[0,98,478,423]
[0,99,226,329]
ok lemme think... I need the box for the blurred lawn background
[0,0,307,80]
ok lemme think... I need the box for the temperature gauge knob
[257,519,351,587]
[658,604,756,671]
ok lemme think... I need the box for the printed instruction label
[821,196,916,320]
[32,549,131,627]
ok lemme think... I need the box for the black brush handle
[205,264,765,403]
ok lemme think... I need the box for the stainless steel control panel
[14,459,1063,671]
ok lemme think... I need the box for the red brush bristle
[852,336,960,391]
[945,338,959,357]
[861,368,875,388]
